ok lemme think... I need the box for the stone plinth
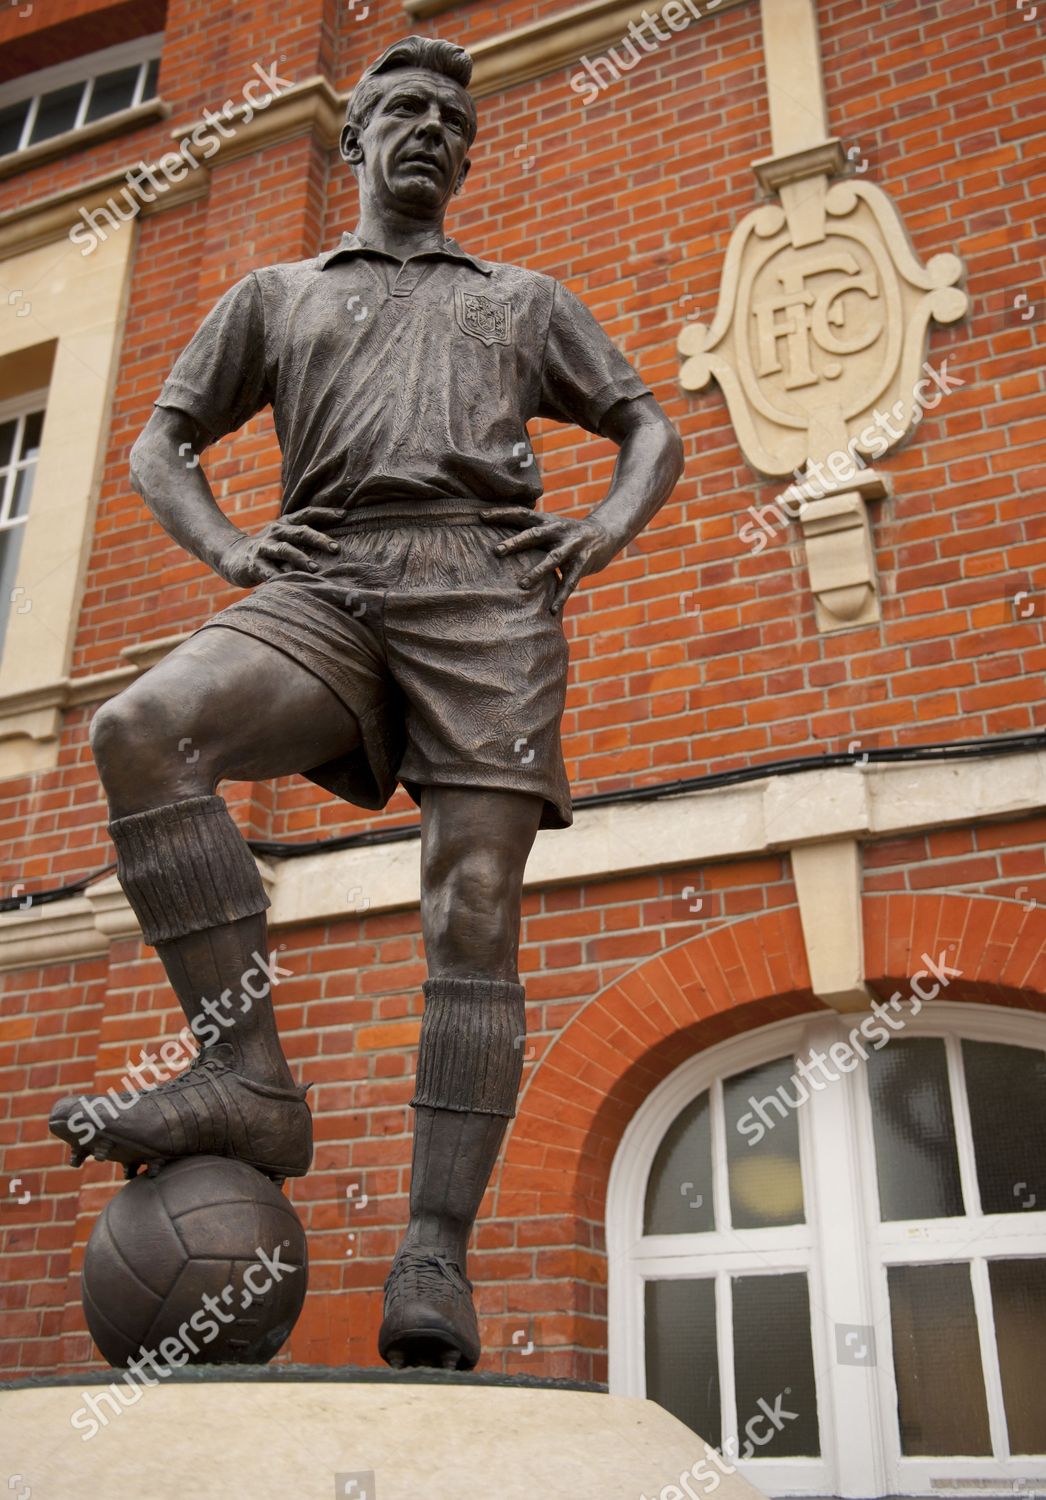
[0,1366,769,1500]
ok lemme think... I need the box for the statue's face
[354,69,473,213]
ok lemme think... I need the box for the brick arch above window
[497,905,819,1225]
[863,890,1046,1014]
[498,893,1046,1226]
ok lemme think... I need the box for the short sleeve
[154,272,270,445]
[537,280,651,436]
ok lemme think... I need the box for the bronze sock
[404,975,526,1266]
[108,793,270,943]
[410,975,526,1115]
[108,796,292,1088]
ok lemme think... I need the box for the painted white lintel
[1,750,1042,974]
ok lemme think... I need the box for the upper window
[0,393,47,665]
[0,36,161,156]
[608,1004,1046,1499]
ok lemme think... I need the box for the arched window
[607,1003,1046,1498]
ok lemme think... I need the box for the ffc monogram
[456,288,512,347]
[754,252,882,391]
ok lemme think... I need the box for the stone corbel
[84,873,138,943]
[801,494,878,632]
[753,138,848,245]
[797,469,890,632]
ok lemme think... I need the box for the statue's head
[341,37,477,214]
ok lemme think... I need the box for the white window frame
[0,35,162,155]
[0,388,48,658]
[0,390,47,512]
[607,1002,1046,1500]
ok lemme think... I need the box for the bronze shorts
[196,503,573,830]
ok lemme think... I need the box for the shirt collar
[318,230,492,276]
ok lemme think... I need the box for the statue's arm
[483,392,684,615]
[130,272,341,587]
[129,406,246,580]
[587,392,685,554]
[129,405,341,588]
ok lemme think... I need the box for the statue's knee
[89,695,133,777]
[89,689,176,796]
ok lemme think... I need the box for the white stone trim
[0,631,192,757]
[263,749,1046,930]
[1,750,1042,974]
[0,99,171,185]
[792,838,874,1013]
[0,223,137,771]
[0,894,107,970]
[468,0,749,97]
[759,0,828,157]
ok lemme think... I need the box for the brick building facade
[0,0,1043,1494]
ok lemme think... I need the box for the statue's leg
[49,624,362,1181]
[379,785,543,1371]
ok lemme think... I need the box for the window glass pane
[866,1038,964,1221]
[9,465,37,522]
[989,1259,1046,1455]
[0,418,16,472]
[644,1090,715,1235]
[143,57,160,100]
[28,82,84,144]
[887,1263,991,1455]
[963,1040,1046,1216]
[723,1057,805,1228]
[645,1278,721,1442]
[732,1273,820,1457]
[19,411,43,464]
[84,64,140,123]
[0,100,29,155]
[0,522,28,663]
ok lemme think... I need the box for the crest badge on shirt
[455,288,512,347]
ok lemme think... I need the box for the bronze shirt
[153,231,651,515]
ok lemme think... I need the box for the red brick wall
[1,855,797,1375]
[1,0,1044,1379]
[864,811,1046,904]
[5,836,1045,1378]
[3,0,1043,862]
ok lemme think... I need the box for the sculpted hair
[346,37,477,145]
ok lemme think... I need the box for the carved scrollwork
[678,150,969,634]
[679,172,968,480]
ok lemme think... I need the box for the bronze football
[80,1155,308,1368]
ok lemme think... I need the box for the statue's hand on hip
[217,507,345,587]
[480,506,616,615]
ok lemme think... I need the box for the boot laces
[88,1043,229,1108]
[136,1044,233,1098]
[386,1250,472,1302]
[185,1044,229,1075]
